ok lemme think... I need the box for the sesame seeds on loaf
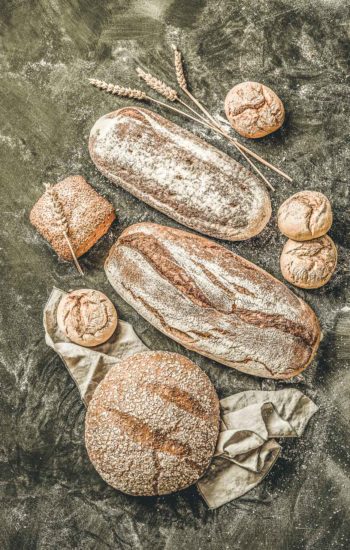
[89,107,271,241]
[30,175,116,260]
[105,223,321,380]
[85,351,220,496]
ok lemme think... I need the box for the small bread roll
[57,289,118,347]
[278,191,332,241]
[224,81,285,138]
[280,235,337,289]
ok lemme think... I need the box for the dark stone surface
[0,1,349,548]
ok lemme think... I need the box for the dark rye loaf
[89,107,271,241]
[85,351,220,496]
[105,223,321,380]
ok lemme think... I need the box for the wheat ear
[172,45,187,90]
[89,79,147,100]
[136,68,178,101]
[44,184,84,276]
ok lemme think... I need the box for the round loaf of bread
[278,191,332,241]
[280,235,337,289]
[225,81,285,138]
[57,289,118,347]
[85,351,220,496]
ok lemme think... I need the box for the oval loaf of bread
[105,223,321,379]
[89,107,271,241]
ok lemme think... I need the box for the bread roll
[30,176,115,260]
[278,191,332,241]
[105,223,321,380]
[280,235,337,289]
[89,107,271,241]
[57,289,118,347]
[224,82,285,138]
[85,351,220,496]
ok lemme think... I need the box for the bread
[85,351,220,496]
[89,107,271,241]
[224,82,285,138]
[57,289,118,347]
[280,235,337,289]
[30,175,115,260]
[104,223,321,380]
[278,191,333,241]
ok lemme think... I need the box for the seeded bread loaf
[85,351,220,496]
[89,107,271,241]
[105,223,321,379]
[30,176,115,260]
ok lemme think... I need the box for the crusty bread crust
[105,223,321,380]
[57,289,118,347]
[85,351,220,496]
[30,175,116,260]
[280,235,337,289]
[278,190,333,241]
[224,81,285,139]
[89,107,271,241]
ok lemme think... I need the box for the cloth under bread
[44,288,147,404]
[197,389,318,508]
[44,288,318,508]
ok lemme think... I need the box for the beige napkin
[197,389,318,508]
[44,288,318,508]
[44,288,148,404]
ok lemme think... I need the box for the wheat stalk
[44,183,84,276]
[171,45,292,184]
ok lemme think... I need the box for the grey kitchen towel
[44,288,318,508]
[197,389,318,508]
[44,288,148,405]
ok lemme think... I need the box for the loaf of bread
[105,223,321,379]
[30,176,115,260]
[89,107,271,241]
[85,351,220,496]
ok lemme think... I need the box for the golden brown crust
[89,107,271,241]
[105,223,321,380]
[280,235,337,289]
[57,289,118,347]
[278,191,333,241]
[224,81,285,138]
[85,351,220,496]
[30,175,116,260]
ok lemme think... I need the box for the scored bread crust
[105,223,321,380]
[280,235,337,289]
[224,81,285,138]
[85,351,220,496]
[89,107,271,241]
[30,175,116,260]
[277,190,333,241]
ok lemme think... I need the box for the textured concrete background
[1,0,350,548]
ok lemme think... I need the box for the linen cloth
[44,288,318,508]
